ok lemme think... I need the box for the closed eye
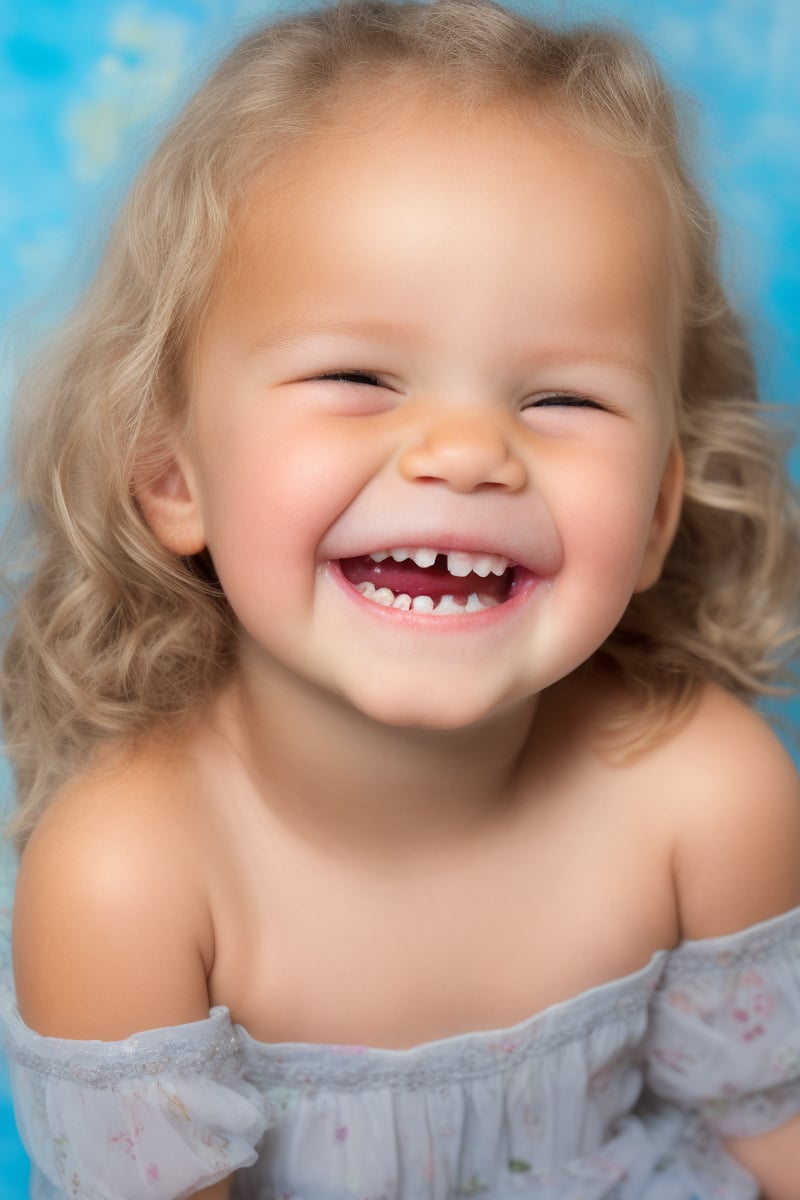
[315,370,383,387]
[527,392,605,410]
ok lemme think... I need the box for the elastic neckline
[236,950,666,1089]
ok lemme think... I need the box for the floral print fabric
[0,1002,265,1199]
[2,906,800,1199]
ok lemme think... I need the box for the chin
[342,679,515,733]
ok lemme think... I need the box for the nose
[397,413,527,493]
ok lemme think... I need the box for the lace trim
[663,905,800,977]
[242,986,652,1092]
[5,1022,243,1090]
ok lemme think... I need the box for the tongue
[339,555,511,602]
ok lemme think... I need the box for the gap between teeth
[368,547,509,578]
[355,581,499,614]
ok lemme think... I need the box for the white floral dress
[2,906,800,1199]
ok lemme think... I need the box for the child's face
[157,94,684,730]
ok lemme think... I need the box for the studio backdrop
[1,0,798,1188]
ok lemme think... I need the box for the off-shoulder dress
[3,906,800,1199]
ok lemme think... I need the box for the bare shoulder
[655,683,800,940]
[13,736,216,1040]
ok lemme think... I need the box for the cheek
[204,462,315,594]
[196,421,375,609]
[537,470,662,674]
[554,447,665,589]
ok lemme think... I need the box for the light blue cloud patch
[5,33,70,78]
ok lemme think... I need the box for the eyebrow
[249,320,657,387]
[522,346,657,388]
[249,318,410,355]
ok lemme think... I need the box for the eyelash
[313,374,605,412]
[526,393,604,410]
[315,370,383,387]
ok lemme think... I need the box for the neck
[211,653,540,860]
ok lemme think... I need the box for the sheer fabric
[3,907,800,1198]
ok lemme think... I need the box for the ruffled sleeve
[644,905,800,1139]
[0,987,268,1199]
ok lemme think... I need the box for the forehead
[208,90,681,372]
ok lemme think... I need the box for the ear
[136,448,207,557]
[634,440,684,593]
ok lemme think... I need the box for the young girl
[2,1,800,1197]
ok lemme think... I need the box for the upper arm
[193,1183,233,1200]
[9,758,255,1198]
[725,1114,800,1200]
[665,691,800,1196]
[671,687,800,941]
[13,759,215,1041]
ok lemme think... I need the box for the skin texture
[14,93,800,1197]
[164,101,685,735]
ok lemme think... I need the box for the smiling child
[2,2,800,1198]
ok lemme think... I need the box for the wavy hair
[3,0,799,843]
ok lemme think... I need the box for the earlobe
[634,440,684,592]
[136,452,207,557]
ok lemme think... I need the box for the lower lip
[326,561,542,629]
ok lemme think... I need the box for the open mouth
[338,547,519,616]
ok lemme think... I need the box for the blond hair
[3,0,798,843]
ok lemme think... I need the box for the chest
[206,798,677,1049]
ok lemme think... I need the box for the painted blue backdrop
[1,0,799,1190]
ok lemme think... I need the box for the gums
[339,554,513,604]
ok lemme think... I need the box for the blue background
[1,0,798,1189]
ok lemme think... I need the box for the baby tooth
[447,551,475,578]
[411,547,438,568]
[392,593,412,610]
[472,556,493,578]
[369,551,390,562]
[356,581,377,597]
[490,555,509,576]
[373,587,395,606]
[390,547,411,562]
[411,595,435,613]
[478,594,500,609]
[435,594,462,615]
[465,592,486,612]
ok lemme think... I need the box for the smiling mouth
[338,547,518,615]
